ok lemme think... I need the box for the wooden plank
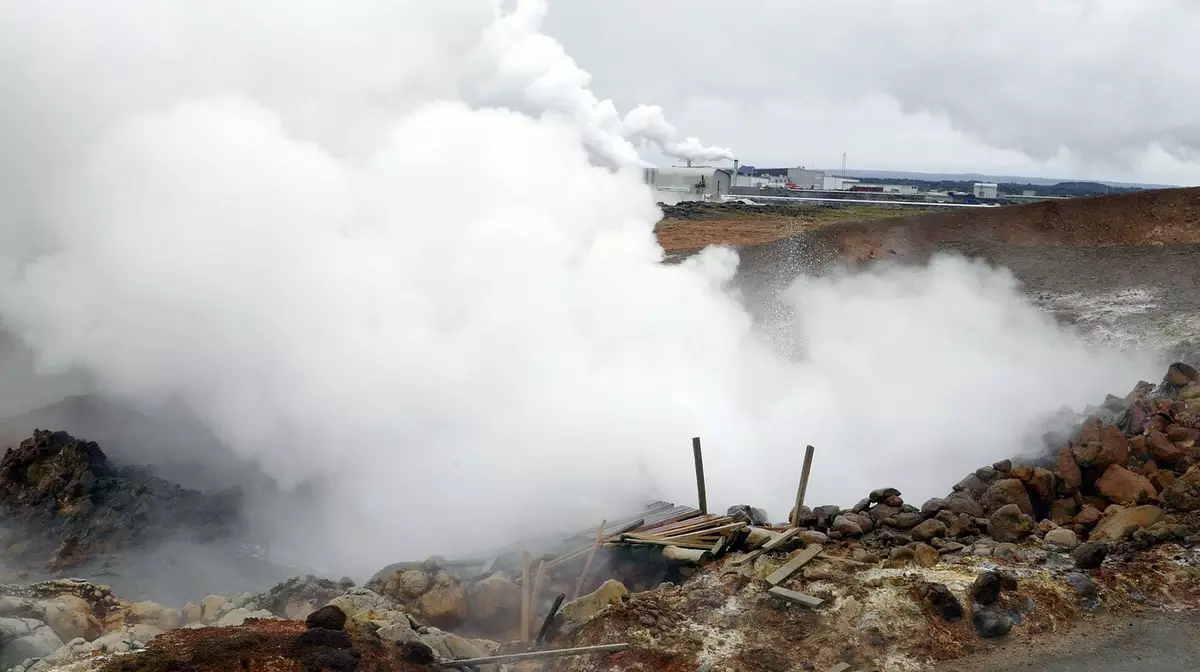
[693,436,707,514]
[791,445,816,528]
[731,528,800,566]
[521,551,531,642]
[534,592,566,648]
[611,537,713,550]
[574,519,606,599]
[824,664,851,672]
[434,643,629,667]
[765,544,824,586]
[768,586,824,608]
[662,522,745,541]
[530,559,547,630]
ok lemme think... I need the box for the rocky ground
[4,360,1200,671]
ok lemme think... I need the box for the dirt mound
[0,430,242,572]
[95,620,430,672]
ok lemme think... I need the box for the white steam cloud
[0,0,1153,577]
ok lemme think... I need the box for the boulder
[1055,448,1082,493]
[910,542,940,568]
[882,512,923,530]
[1167,425,1200,447]
[1147,430,1186,463]
[417,584,470,629]
[1073,541,1108,570]
[726,505,770,526]
[917,582,963,622]
[799,530,828,544]
[215,607,276,626]
[973,611,1014,638]
[910,519,948,542]
[831,515,864,537]
[982,479,1034,516]
[1043,528,1080,550]
[470,572,521,622]
[943,493,984,518]
[1095,465,1156,505]
[125,600,181,632]
[972,571,1003,606]
[1150,470,1177,493]
[560,580,627,631]
[305,605,347,631]
[870,488,901,503]
[988,504,1033,543]
[1090,505,1164,542]
[1050,498,1079,524]
[1076,505,1103,527]
[1166,362,1199,387]
[1027,468,1056,502]
[0,617,65,670]
[1072,424,1129,470]
[1163,466,1200,512]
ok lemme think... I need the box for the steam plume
[0,0,1153,577]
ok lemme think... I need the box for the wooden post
[790,445,815,528]
[521,551,532,643]
[574,519,606,599]
[692,436,707,514]
[530,559,547,634]
[434,643,629,667]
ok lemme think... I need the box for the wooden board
[765,544,823,586]
[824,664,851,672]
[767,586,824,608]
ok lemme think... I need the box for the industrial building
[786,167,824,190]
[973,182,999,199]
[642,166,733,199]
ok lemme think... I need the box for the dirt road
[944,613,1200,672]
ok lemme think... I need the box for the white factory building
[973,182,999,199]
[641,166,733,199]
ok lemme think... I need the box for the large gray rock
[1,617,65,669]
[988,504,1034,543]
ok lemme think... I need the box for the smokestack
[734,158,739,174]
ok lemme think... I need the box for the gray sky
[543,0,1200,185]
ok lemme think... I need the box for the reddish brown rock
[1011,465,1034,482]
[988,504,1034,542]
[1167,425,1200,445]
[1056,448,1082,492]
[1075,504,1103,527]
[1148,429,1186,463]
[1050,498,1079,524]
[982,479,1034,516]
[1027,467,1056,502]
[1150,470,1176,493]
[910,542,940,568]
[1095,464,1157,506]
[1167,362,1200,387]
[1163,466,1200,512]
[1129,435,1148,458]
[1090,505,1164,542]
[1095,425,1130,468]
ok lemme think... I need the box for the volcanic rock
[470,571,521,622]
[972,571,1003,606]
[1163,466,1200,511]
[870,487,901,503]
[1027,468,1056,502]
[0,429,240,570]
[1072,424,1129,470]
[1095,465,1156,505]
[982,479,1034,516]
[1167,362,1200,387]
[1147,429,1186,463]
[910,519,948,542]
[560,579,627,631]
[831,515,864,537]
[0,617,65,669]
[247,575,348,621]
[973,611,1014,638]
[1073,541,1109,569]
[1043,528,1080,550]
[1065,572,1097,597]
[727,505,770,526]
[417,584,470,629]
[882,512,923,530]
[917,582,963,622]
[988,504,1033,543]
[1090,505,1164,542]
[1076,505,1103,527]
[305,605,347,631]
[910,542,940,568]
[1050,498,1079,524]
[1150,470,1177,493]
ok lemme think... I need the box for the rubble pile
[0,430,242,573]
[6,363,1200,671]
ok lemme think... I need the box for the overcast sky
[543,0,1200,185]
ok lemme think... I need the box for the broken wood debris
[824,664,851,672]
[765,543,823,586]
[768,586,824,608]
[732,527,800,566]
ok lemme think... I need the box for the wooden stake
[530,559,547,633]
[768,585,824,608]
[692,436,707,514]
[435,643,629,667]
[574,519,606,599]
[521,551,531,643]
[790,445,816,528]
